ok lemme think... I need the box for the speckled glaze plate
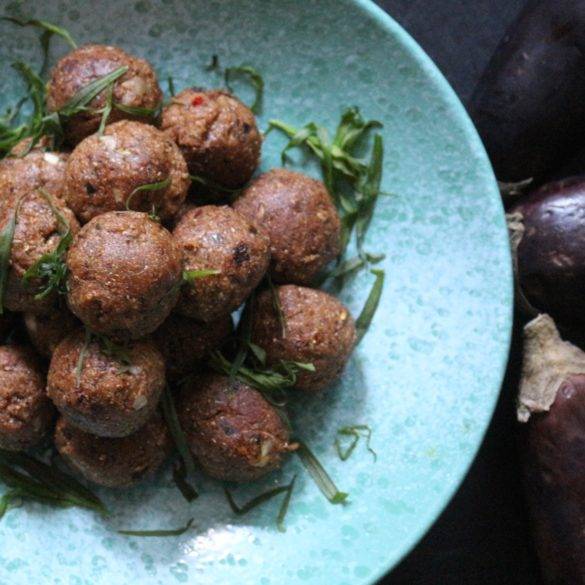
[0,1,512,584]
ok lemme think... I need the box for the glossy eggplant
[511,177,585,328]
[519,315,585,584]
[469,0,585,182]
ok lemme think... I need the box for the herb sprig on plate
[0,449,107,518]
[207,55,264,114]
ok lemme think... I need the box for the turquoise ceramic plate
[0,1,512,584]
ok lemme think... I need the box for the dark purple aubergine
[512,177,585,328]
[519,315,585,584]
[524,378,585,584]
[469,0,585,183]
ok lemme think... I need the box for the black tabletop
[373,1,543,584]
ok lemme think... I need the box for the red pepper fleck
[191,95,206,107]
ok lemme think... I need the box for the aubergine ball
[233,169,341,285]
[153,313,232,381]
[512,178,585,329]
[48,330,165,437]
[250,285,356,392]
[161,88,261,189]
[178,372,292,482]
[0,148,68,204]
[0,345,54,451]
[54,412,171,488]
[64,121,190,224]
[66,211,182,339]
[46,44,163,144]
[173,205,270,322]
[0,190,80,314]
[24,308,80,359]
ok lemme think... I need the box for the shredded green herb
[209,350,314,405]
[2,17,77,76]
[23,189,72,299]
[205,55,264,113]
[112,102,160,118]
[125,176,171,212]
[224,474,297,532]
[182,268,221,284]
[0,64,129,158]
[266,274,286,338]
[161,387,199,500]
[335,425,376,462]
[97,83,114,137]
[172,460,198,503]
[229,294,254,380]
[225,65,264,113]
[1,17,77,50]
[224,483,289,515]
[59,66,128,118]
[167,75,176,97]
[0,449,107,517]
[0,195,23,314]
[355,269,385,344]
[189,174,243,196]
[294,441,348,505]
[118,518,194,537]
[318,253,385,286]
[276,474,296,532]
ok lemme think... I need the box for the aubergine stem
[518,314,585,422]
[506,211,539,319]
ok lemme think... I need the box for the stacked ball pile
[0,44,357,487]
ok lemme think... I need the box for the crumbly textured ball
[66,211,182,339]
[64,121,189,224]
[24,309,80,359]
[250,285,356,391]
[161,89,261,189]
[173,205,270,321]
[0,149,68,204]
[153,313,232,381]
[54,413,171,488]
[0,190,80,314]
[0,345,54,451]
[47,44,163,144]
[178,372,292,482]
[48,330,165,437]
[233,169,342,285]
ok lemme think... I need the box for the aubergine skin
[524,374,585,584]
[469,0,585,182]
[513,178,585,327]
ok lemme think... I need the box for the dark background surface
[372,1,543,584]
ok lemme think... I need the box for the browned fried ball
[48,330,165,437]
[64,121,190,224]
[0,148,68,204]
[173,205,270,322]
[178,372,292,482]
[66,211,182,339]
[161,88,261,189]
[0,345,54,451]
[233,169,341,285]
[250,285,356,392]
[24,309,80,359]
[0,190,80,314]
[47,44,163,144]
[153,313,232,381]
[54,413,171,488]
